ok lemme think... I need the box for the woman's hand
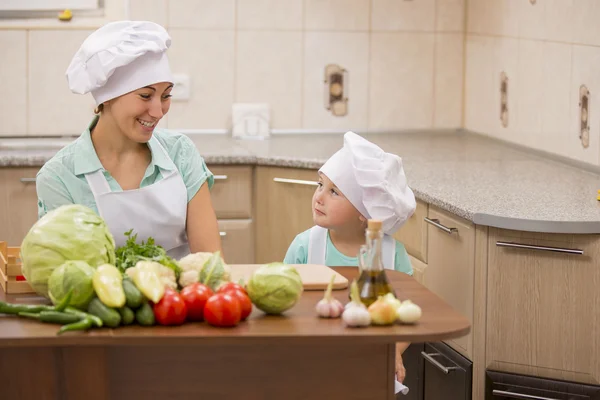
[186,182,223,256]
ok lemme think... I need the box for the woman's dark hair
[94,104,104,114]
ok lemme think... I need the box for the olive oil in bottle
[356,220,396,307]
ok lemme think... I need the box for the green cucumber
[135,302,155,326]
[87,298,121,328]
[122,278,144,309]
[118,306,135,325]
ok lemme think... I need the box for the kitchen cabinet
[399,343,425,400]
[0,167,39,246]
[254,166,318,264]
[408,255,427,286]
[394,199,429,263]
[423,342,472,400]
[425,206,475,359]
[486,370,600,399]
[486,228,600,385]
[207,165,253,219]
[217,219,253,265]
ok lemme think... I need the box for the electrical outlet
[170,73,191,101]
[579,85,590,148]
[500,72,509,128]
[324,64,348,117]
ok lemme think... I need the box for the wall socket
[324,64,348,117]
[170,73,191,101]
[500,72,509,128]
[579,85,590,148]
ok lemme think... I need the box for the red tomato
[153,288,188,326]
[225,289,252,321]
[217,282,247,295]
[180,283,214,321]
[204,292,242,327]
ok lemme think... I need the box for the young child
[283,131,416,388]
[284,131,416,273]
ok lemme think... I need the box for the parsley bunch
[115,230,181,277]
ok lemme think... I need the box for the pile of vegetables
[2,204,305,333]
[315,278,423,328]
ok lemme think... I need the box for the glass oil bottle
[355,219,396,307]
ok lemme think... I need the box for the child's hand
[395,354,406,383]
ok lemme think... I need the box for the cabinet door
[487,229,600,384]
[254,167,317,264]
[394,199,428,263]
[0,168,39,246]
[399,343,425,400]
[218,219,254,264]
[425,206,475,358]
[423,342,472,400]
[207,165,253,219]
[486,370,600,400]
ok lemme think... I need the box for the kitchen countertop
[2,131,600,234]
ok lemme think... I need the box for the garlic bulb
[396,300,422,324]
[316,275,344,318]
[342,280,371,327]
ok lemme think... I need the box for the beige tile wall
[0,0,464,136]
[465,0,600,164]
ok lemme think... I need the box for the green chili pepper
[64,307,103,327]
[58,318,94,335]
[0,301,54,315]
[18,311,82,325]
[54,289,73,312]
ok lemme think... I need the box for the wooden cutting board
[229,264,349,291]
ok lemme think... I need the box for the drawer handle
[20,178,36,183]
[420,351,457,374]
[424,217,457,234]
[213,175,228,180]
[492,389,559,400]
[496,241,583,255]
[273,177,318,186]
[219,232,227,237]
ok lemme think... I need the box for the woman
[35,20,221,259]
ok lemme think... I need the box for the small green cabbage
[247,262,303,314]
[21,204,116,298]
[48,260,95,310]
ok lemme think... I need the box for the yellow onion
[367,295,397,325]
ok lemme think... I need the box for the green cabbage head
[21,204,116,298]
[247,262,303,314]
[48,260,95,310]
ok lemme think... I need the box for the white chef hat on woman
[66,20,174,106]
[319,132,416,235]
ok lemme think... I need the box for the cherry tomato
[153,287,188,326]
[180,283,214,321]
[217,282,247,295]
[204,292,242,327]
[224,289,252,321]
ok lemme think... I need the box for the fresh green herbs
[115,230,181,278]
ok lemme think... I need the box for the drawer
[393,199,428,263]
[486,370,600,400]
[423,342,472,400]
[218,219,254,265]
[207,165,253,219]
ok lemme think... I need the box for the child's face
[313,172,364,231]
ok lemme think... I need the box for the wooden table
[0,267,470,400]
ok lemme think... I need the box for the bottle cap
[367,219,383,231]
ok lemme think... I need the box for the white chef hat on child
[66,20,174,106]
[319,132,416,235]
